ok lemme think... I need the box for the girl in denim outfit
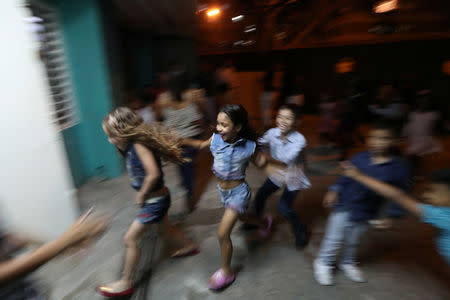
[184,104,272,290]
[97,108,199,298]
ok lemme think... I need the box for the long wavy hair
[102,107,188,164]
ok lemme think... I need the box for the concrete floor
[35,116,450,299]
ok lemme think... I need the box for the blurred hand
[340,161,361,178]
[323,190,338,208]
[254,152,268,168]
[60,208,108,250]
[136,194,145,207]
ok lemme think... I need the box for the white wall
[0,1,78,239]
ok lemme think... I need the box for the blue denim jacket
[210,133,256,180]
[125,143,164,191]
[330,151,410,222]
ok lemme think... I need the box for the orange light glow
[335,58,356,74]
[442,60,450,75]
[206,8,220,17]
[374,0,398,13]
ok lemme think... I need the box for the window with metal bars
[25,1,78,131]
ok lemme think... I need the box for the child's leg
[121,221,150,284]
[277,188,307,246]
[317,211,350,265]
[216,208,239,276]
[160,215,198,257]
[254,178,279,217]
[102,221,150,291]
[341,221,369,265]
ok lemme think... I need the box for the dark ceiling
[110,0,450,53]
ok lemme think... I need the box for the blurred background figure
[335,77,366,161]
[285,74,306,108]
[260,64,277,128]
[145,72,169,105]
[215,60,239,105]
[155,69,205,213]
[369,83,406,123]
[127,90,156,124]
[196,61,217,125]
[317,92,337,149]
[403,89,442,178]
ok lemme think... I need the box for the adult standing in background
[155,70,205,213]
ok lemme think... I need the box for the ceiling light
[232,15,244,22]
[244,25,256,33]
[374,0,398,13]
[207,8,220,17]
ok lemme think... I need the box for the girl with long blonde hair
[96,107,199,298]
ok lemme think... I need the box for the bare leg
[102,221,150,291]
[159,215,198,257]
[216,208,239,276]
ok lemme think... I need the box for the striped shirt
[162,103,203,138]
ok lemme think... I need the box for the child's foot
[338,263,366,283]
[208,269,236,290]
[259,215,273,238]
[96,280,134,297]
[170,243,200,258]
[313,259,334,286]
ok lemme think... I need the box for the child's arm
[134,143,164,205]
[182,135,213,150]
[0,209,106,284]
[340,162,421,216]
[251,149,268,168]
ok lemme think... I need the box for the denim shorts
[136,194,171,224]
[217,182,251,214]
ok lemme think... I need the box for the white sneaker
[313,259,334,285]
[339,263,366,283]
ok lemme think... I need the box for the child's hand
[323,190,338,208]
[254,152,268,168]
[340,161,361,178]
[60,208,108,249]
[136,194,145,207]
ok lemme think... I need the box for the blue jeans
[254,178,306,238]
[318,211,369,265]
[178,146,197,206]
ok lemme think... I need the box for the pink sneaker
[259,215,273,238]
[208,269,236,290]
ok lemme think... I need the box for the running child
[97,107,199,297]
[183,104,272,290]
[341,163,450,265]
[247,103,311,248]
[313,120,410,285]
